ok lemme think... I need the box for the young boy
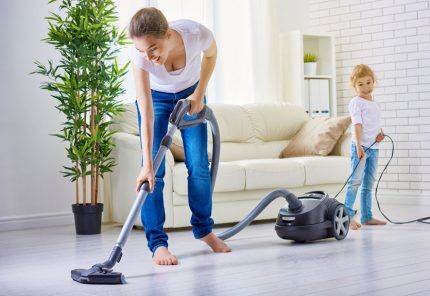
[345,64,387,230]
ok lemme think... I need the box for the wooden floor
[1,204,430,296]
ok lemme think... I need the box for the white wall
[0,0,75,230]
[277,0,311,33]
[308,0,430,196]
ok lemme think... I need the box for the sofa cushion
[280,116,351,157]
[293,156,350,185]
[173,162,246,195]
[233,158,306,190]
[212,140,289,162]
[243,103,309,142]
[208,104,256,143]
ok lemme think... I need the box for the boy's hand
[356,145,365,160]
[376,132,385,143]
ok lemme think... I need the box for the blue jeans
[344,143,379,224]
[135,83,214,253]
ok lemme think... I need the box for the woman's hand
[376,132,385,143]
[136,165,155,193]
[187,92,204,115]
[356,144,366,160]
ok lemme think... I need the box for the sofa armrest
[165,148,175,171]
[331,130,351,157]
[109,132,175,227]
[111,132,176,169]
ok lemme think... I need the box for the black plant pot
[72,203,103,235]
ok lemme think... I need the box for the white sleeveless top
[131,19,214,93]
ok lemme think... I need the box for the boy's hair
[350,64,376,87]
[128,7,168,39]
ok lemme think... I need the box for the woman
[129,7,231,266]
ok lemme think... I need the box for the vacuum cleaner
[71,99,349,284]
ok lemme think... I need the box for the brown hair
[128,7,169,39]
[350,64,376,87]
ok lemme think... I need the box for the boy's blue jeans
[135,83,214,253]
[344,143,379,224]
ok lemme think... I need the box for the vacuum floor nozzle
[71,267,125,285]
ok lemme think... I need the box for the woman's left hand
[187,92,204,115]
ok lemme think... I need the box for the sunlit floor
[1,203,430,296]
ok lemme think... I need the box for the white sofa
[109,102,351,228]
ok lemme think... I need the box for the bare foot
[349,219,362,230]
[364,218,387,226]
[153,246,178,265]
[200,232,231,253]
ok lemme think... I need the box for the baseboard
[0,212,74,232]
[374,191,430,207]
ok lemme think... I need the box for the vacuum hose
[218,189,302,240]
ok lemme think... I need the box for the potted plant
[303,52,318,76]
[33,0,129,234]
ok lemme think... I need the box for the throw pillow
[170,134,186,162]
[280,116,351,158]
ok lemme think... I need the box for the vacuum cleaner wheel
[329,204,349,240]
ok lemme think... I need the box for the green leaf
[35,0,128,193]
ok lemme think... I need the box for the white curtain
[212,0,280,104]
[156,0,216,101]
[155,0,281,104]
[249,0,280,104]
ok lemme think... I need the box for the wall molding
[376,191,430,206]
[0,211,74,232]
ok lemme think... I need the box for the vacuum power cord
[334,134,430,224]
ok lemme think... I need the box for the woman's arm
[132,63,155,192]
[188,40,217,115]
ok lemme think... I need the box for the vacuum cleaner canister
[275,191,350,242]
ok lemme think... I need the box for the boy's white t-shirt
[131,19,214,93]
[348,96,381,149]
